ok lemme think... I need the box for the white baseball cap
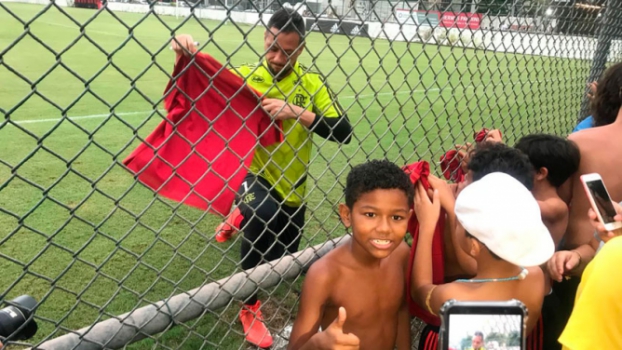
[455,172,554,267]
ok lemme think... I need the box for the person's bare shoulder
[523,267,546,316]
[428,282,472,314]
[395,241,410,263]
[308,244,346,279]
[568,127,594,142]
[295,245,343,314]
[568,127,602,152]
[525,266,546,297]
[539,196,569,222]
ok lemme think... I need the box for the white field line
[12,87,447,125]
[11,77,566,125]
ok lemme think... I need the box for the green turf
[0,2,590,349]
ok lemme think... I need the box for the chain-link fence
[1,0,622,348]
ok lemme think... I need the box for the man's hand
[546,250,581,282]
[261,99,305,120]
[484,129,503,143]
[414,182,441,234]
[588,203,622,243]
[171,34,198,56]
[312,307,360,350]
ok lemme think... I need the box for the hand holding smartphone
[439,300,527,350]
[580,173,622,231]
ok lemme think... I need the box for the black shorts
[418,324,440,350]
[237,173,306,268]
[528,291,560,350]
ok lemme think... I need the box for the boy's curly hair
[345,159,414,208]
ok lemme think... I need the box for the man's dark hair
[474,331,485,340]
[345,159,414,209]
[514,134,580,188]
[266,8,306,43]
[467,142,535,191]
[591,62,622,126]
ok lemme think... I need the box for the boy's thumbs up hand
[317,307,360,349]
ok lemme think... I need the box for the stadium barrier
[26,238,346,350]
[103,1,622,59]
[4,0,622,60]
[1,0,622,348]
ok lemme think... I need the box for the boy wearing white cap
[411,172,555,334]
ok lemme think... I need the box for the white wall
[2,0,69,6]
[104,2,274,23]
[368,21,622,61]
[4,0,622,62]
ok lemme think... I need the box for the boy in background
[514,134,580,247]
[287,159,414,350]
[411,172,554,336]
[514,134,581,350]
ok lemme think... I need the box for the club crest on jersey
[293,93,307,108]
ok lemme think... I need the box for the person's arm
[170,34,198,62]
[260,95,352,144]
[557,166,598,275]
[287,262,331,350]
[411,182,457,316]
[411,182,441,306]
[309,79,352,144]
[564,137,594,250]
[298,307,360,350]
[547,241,597,282]
[429,175,477,276]
[550,202,622,281]
[539,198,569,247]
[288,261,360,350]
[538,198,567,224]
[590,202,622,241]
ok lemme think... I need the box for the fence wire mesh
[1,0,622,348]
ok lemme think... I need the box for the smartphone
[439,300,527,350]
[580,173,622,231]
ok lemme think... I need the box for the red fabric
[402,161,446,326]
[474,127,502,143]
[123,52,282,216]
[439,150,465,183]
[439,128,503,183]
[526,315,544,350]
[423,330,439,350]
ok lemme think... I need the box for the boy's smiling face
[339,188,412,259]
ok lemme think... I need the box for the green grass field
[0,2,590,349]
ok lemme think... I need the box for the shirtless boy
[514,134,580,248]
[513,134,580,350]
[287,159,414,350]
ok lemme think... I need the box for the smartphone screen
[585,179,618,223]
[447,314,522,350]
